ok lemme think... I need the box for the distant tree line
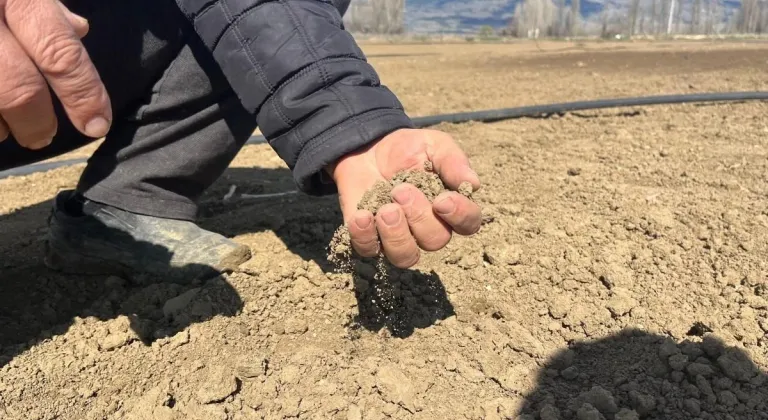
[505,0,581,38]
[344,0,405,34]
[340,0,768,38]
[505,0,768,39]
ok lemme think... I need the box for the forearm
[174,0,413,194]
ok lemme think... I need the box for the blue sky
[404,0,740,34]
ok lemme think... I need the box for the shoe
[44,190,252,283]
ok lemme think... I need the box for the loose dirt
[1,42,768,420]
[328,163,476,337]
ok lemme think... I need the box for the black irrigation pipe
[2,91,768,181]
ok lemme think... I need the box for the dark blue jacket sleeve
[174,0,414,195]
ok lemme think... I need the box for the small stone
[576,403,604,420]
[714,377,733,389]
[552,349,576,370]
[568,168,582,176]
[701,334,726,358]
[347,404,362,420]
[236,356,268,379]
[614,408,639,420]
[561,366,579,380]
[759,318,768,333]
[549,296,572,319]
[284,318,309,335]
[169,329,190,348]
[628,391,656,415]
[670,371,685,382]
[196,366,237,404]
[458,181,474,197]
[163,288,200,318]
[683,399,701,415]
[540,404,560,420]
[658,339,680,359]
[581,386,618,414]
[498,364,535,393]
[105,276,126,288]
[668,353,689,371]
[686,362,714,377]
[745,295,768,309]
[605,295,638,318]
[457,362,486,383]
[483,243,521,266]
[695,375,714,396]
[376,364,416,413]
[717,348,758,382]
[99,332,131,352]
[504,322,543,357]
[718,390,738,406]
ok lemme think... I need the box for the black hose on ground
[2,91,768,180]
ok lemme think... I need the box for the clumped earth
[1,43,768,420]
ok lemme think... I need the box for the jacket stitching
[208,1,269,52]
[194,0,221,22]
[219,1,274,96]
[300,109,409,157]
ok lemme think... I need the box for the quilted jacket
[174,0,414,195]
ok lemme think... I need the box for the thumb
[58,1,89,39]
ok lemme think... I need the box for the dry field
[2,41,768,420]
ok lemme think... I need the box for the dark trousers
[2,0,356,221]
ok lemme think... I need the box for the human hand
[329,128,482,269]
[0,0,111,149]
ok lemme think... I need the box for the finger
[391,183,452,251]
[0,117,9,142]
[427,131,481,191]
[376,203,420,269]
[433,192,483,236]
[348,209,380,258]
[57,2,89,39]
[6,0,112,139]
[0,24,58,149]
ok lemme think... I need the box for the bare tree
[628,0,641,35]
[705,0,716,34]
[512,0,558,38]
[372,0,405,34]
[691,0,702,33]
[569,0,581,36]
[343,0,405,34]
[674,0,683,33]
[556,0,567,36]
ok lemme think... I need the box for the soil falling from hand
[327,162,475,334]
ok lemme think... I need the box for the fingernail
[354,214,372,229]
[85,117,110,138]
[434,196,456,215]
[392,187,413,206]
[32,137,53,149]
[381,209,401,226]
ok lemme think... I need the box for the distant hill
[404,0,741,34]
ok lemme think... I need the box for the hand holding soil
[328,128,482,269]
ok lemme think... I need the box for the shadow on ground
[514,329,768,420]
[0,166,453,366]
[200,166,456,339]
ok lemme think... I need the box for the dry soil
[1,40,768,420]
